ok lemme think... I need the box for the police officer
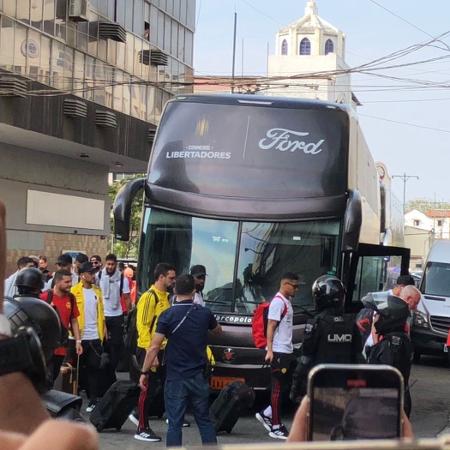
[15,267,45,298]
[290,275,363,403]
[6,268,62,390]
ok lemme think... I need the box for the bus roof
[172,93,351,113]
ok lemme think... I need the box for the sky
[193,0,450,204]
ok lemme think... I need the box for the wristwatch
[0,326,47,392]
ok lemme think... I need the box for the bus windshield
[138,208,341,313]
[421,262,450,297]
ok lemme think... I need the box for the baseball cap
[190,264,207,277]
[57,253,73,266]
[79,261,96,274]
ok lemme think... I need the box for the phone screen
[308,365,403,441]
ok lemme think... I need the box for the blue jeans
[165,372,217,447]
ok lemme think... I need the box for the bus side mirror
[341,190,362,252]
[113,178,146,241]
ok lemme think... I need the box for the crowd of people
[256,272,421,441]
[3,246,422,446]
[3,252,213,446]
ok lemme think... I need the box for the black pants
[136,347,166,430]
[79,339,102,403]
[105,315,124,371]
[270,352,294,426]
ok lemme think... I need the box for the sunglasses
[286,282,300,289]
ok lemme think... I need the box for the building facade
[403,209,450,270]
[266,0,358,107]
[0,0,195,274]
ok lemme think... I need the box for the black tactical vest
[315,311,356,364]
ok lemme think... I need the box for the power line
[359,113,450,133]
[363,96,450,104]
[367,0,450,51]
[238,0,282,26]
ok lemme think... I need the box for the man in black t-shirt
[139,274,221,447]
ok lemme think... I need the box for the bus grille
[430,316,450,335]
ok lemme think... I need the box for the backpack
[124,288,158,355]
[367,332,412,383]
[46,290,76,346]
[252,296,288,349]
[97,271,124,296]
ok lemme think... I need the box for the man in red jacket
[40,270,83,384]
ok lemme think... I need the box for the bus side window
[352,256,386,302]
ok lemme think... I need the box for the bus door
[342,244,411,313]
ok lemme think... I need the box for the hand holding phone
[296,364,406,441]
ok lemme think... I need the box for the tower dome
[276,0,345,58]
[267,1,355,107]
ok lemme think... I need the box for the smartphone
[307,364,403,441]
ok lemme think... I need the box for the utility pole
[392,173,419,214]
[231,12,237,93]
[241,38,244,77]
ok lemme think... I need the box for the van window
[421,262,450,297]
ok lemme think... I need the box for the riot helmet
[374,295,409,335]
[4,296,61,363]
[15,268,44,297]
[312,275,345,312]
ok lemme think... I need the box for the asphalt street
[96,357,450,449]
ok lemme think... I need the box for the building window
[299,37,311,55]
[325,39,334,55]
[414,220,420,227]
[281,39,288,55]
[437,220,443,227]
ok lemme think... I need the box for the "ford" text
[258,128,325,155]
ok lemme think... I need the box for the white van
[412,240,450,361]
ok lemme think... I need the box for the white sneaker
[134,428,162,442]
[255,411,272,432]
[269,425,289,440]
[128,413,139,427]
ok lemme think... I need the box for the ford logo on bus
[223,348,236,363]
[258,128,325,155]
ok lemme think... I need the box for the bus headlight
[413,311,430,329]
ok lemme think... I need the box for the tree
[406,199,450,214]
[108,175,145,258]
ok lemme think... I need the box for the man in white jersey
[256,272,298,440]
[71,261,106,413]
[98,254,131,373]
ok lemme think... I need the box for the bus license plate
[444,344,449,353]
[210,376,245,390]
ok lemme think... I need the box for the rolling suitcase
[89,380,140,432]
[210,381,255,433]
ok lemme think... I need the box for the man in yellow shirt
[71,261,106,413]
[131,263,176,442]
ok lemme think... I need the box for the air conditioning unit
[69,0,89,22]
[150,50,168,66]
